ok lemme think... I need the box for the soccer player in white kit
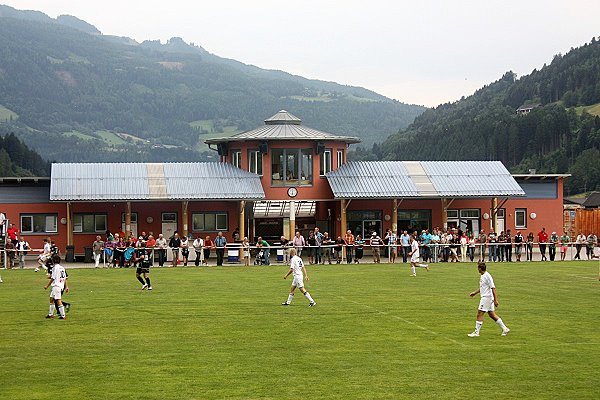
[468,262,510,337]
[408,232,429,276]
[282,248,316,307]
[44,256,69,319]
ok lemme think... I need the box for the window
[397,210,432,232]
[248,150,263,175]
[515,209,527,228]
[271,148,313,186]
[460,209,480,219]
[21,214,57,234]
[336,149,344,168]
[320,149,332,176]
[232,150,242,168]
[347,210,383,238]
[74,214,107,233]
[192,212,228,231]
[121,213,138,223]
[162,213,177,223]
[446,209,459,219]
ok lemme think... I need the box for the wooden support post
[441,198,448,230]
[66,202,73,247]
[125,201,132,237]
[392,199,398,234]
[239,201,246,240]
[491,198,498,233]
[289,200,296,240]
[182,201,189,238]
[340,199,347,259]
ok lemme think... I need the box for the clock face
[287,187,298,198]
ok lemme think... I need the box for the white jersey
[51,264,67,290]
[290,255,305,277]
[479,271,495,298]
[411,239,420,257]
[43,242,51,255]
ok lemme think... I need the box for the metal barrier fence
[2,242,599,268]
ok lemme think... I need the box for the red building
[0,111,568,258]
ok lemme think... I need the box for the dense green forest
[0,5,424,162]
[352,38,600,195]
[0,133,50,176]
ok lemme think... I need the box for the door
[161,212,178,261]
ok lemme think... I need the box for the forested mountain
[0,133,50,176]
[355,38,600,195]
[0,5,424,163]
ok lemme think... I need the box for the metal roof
[205,110,361,144]
[50,163,265,201]
[326,161,525,199]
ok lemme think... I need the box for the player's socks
[58,305,65,318]
[411,266,416,275]
[304,292,315,303]
[496,318,508,331]
[145,277,151,286]
[137,276,145,285]
[475,320,483,334]
[286,293,294,304]
[48,303,55,316]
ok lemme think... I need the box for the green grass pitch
[1,261,598,399]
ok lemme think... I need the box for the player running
[468,262,510,337]
[281,248,316,307]
[135,240,152,290]
[408,232,429,276]
[44,255,69,320]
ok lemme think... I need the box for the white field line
[337,295,466,347]
[566,274,599,280]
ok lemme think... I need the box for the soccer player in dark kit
[135,240,152,290]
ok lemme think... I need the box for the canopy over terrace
[50,162,265,252]
[326,161,526,233]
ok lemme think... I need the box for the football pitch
[1,261,598,399]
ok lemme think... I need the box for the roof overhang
[512,174,571,180]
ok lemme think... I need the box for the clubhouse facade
[0,111,568,257]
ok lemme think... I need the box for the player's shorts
[136,267,150,274]
[411,252,420,263]
[50,286,62,300]
[560,245,567,253]
[478,296,495,312]
[292,275,304,289]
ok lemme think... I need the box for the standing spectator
[354,234,365,263]
[487,231,497,262]
[400,230,411,263]
[155,233,168,267]
[292,231,305,258]
[192,235,204,266]
[370,232,382,263]
[169,232,181,267]
[344,229,355,264]
[180,235,190,267]
[5,240,15,269]
[17,236,30,269]
[468,233,476,262]
[0,211,5,235]
[113,234,126,268]
[203,235,213,265]
[280,235,291,263]
[256,236,270,265]
[214,231,227,266]
[514,231,524,262]
[242,237,250,266]
[537,228,549,261]
[497,231,506,262]
[586,233,597,260]
[560,231,570,261]
[7,223,18,246]
[575,232,586,260]
[460,232,469,262]
[387,230,398,263]
[92,235,104,268]
[526,232,534,261]
[421,229,432,263]
[549,232,559,261]
[333,236,345,264]
[505,229,513,262]
[232,228,240,242]
[314,227,324,264]
[383,228,391,259]
[477,229,487,262]
[306,231,316,264]
[321,232,334,264]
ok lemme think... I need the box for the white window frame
[515,208,527,229]
[192,212,228,232]
[121,212,138,223]
[320,149,332,176]
[232,150,242,168]
[74,213,107,233]
[162,212,177,223]
[20,214,58,234]
[446,209,459,219]
[460,209,480,219]
[336,149,344,168]
[248,150,263,176]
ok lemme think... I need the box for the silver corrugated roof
[50,163,265,201]
[326,161,525,199]
[205,111,361,144]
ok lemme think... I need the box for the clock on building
[287,187,298,198]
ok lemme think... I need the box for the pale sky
[3,1,599,107]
